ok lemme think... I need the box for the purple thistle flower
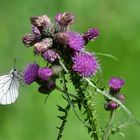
[109,77,125,90]
[83,28,99,42]
[104,101,118,111]
[38,67,53,81]
[55,12,74,26]
[72,52,99,77]
[23,63,39,85]
[66,32,85,51]
[42,49,59,62]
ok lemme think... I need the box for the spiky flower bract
[30,15,51,27]
[55,12,74,26]
[42,49,59,62]
[72,52,99,77]
[23,63,39,85]
[22,34,37,46]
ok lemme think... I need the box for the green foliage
[56,104,70,140]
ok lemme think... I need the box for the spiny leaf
[56,104,70,140]
[57,105,66,112]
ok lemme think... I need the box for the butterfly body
[0,69,20,105]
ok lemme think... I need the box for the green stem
[85,78,133,118]
[103,111,115,140]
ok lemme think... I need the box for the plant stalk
[102,111,115,140]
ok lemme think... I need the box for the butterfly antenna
[14,58,17,70]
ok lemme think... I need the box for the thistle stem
[103,111,115,140]
[85,78,133,117]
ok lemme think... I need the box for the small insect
[0,68,21,105]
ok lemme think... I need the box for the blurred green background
[0,0,140,139]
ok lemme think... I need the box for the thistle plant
[22,12,140,140]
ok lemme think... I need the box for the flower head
[54,32,69,45]
[72,52,99,77]
[38,67,53,81]
[23,63,39,85]
[83,28,99,41]
[34,38,53,54]
[55,12,74,26]
[109,77,125,90]
[30,15,51,27]
[42,49,59,62]
[66,32,85,51]
[104,101,118,111]
[22,34,38,46]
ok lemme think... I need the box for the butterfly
[0,68,21,105]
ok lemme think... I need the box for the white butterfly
[0,69,20,105]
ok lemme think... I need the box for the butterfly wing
[0,74,19,105]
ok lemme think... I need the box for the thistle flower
[38,67,53,81]
[66,32,85,51]
[23,63,39,85]
[83,28,99,42]
[55,12,74,26]
[30,15,51,27]
[109,77,125,92]
[104,101,118,111]
[72,52,99,77]
[42,49,59,62]
[34,38,53,54]
[22,34,38,46]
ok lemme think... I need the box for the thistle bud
[22,34,37,46]
[54,32,69,45]
[55,12,74,26]
[34,38,53,54]
[32,26,41,36]
[109,77,125,95]
[52,65,63,76]
[30,15,51,27]
[42,23,54,37]
[83,28,99,44]
[42,49,59,63]
[104,101,118,111]
[115,93,125,103]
